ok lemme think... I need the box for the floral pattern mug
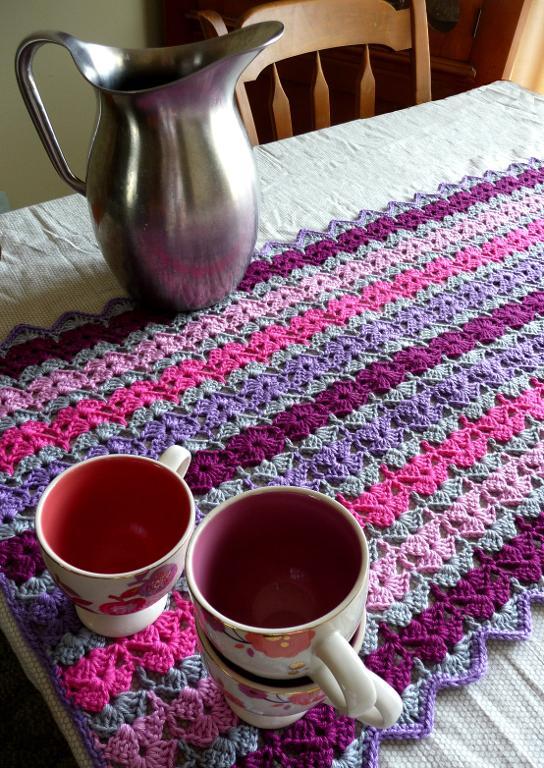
[36,446,194,637]
[186,485,402,724]
[196,620,365,729]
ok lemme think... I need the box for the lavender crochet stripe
[1,159,544,768]
[0,244,541,495]
[1,306,542,537]
[1,164,542,380]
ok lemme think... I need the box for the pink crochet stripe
[367,441,544,611]
[340,379,544,529]
[59,592,196,714]
[0,201,540,419]
[0,222,540,474]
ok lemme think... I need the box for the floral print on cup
[243,630,315,658]
[98,563,178,615]
[236,681,324,709]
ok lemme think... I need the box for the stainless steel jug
[15,24,283,311]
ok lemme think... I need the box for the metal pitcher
[15,24,283,311]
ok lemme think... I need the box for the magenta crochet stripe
[3,191,540,414]
[0,159,544,768]
[1,163,542,378]
[1,239,543,475]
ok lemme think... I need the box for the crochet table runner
[1,159,544,768]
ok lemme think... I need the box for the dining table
[0,78,543,768]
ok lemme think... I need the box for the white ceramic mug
[186,485,402,722]
[197,617,367,729]
[35,446,194,637]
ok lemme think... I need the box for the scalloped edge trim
[0,297,133,355]
[1,157,541,353]
[363,586,544,768]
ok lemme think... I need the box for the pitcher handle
[15,32,86,195]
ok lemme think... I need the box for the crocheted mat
[1,159,544,768]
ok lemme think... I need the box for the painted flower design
[137,564,177,597]
[97,564,177,615]
[244,630,315,658]
[238,683,268,700]
[288,689,325,706]
[99,596,147,615]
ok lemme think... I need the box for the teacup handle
[312,630,402,727]
[159,446,192,478]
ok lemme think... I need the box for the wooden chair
[193,0,431,145]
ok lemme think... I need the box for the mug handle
[159,445,192,478]
[312,630,402,727]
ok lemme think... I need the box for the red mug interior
[39,456,192,574]
[192,489,363,628]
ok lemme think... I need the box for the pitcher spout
[23,22,284,95]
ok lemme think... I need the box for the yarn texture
[1,160,544,767]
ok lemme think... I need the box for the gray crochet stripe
[193,342,544,516]
[361,455,544,656]
[1,251,542,487]
[368,423,544,545]
[394,585,544,726]
[3,235,540,426]
[3,182,541,388]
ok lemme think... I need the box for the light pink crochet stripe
[1,195,541,419]
[0,222,541,474]
[340,380,544,529]
[367,441,544,611]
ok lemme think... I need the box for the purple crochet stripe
[181,289,544,494]
[362,514,544,694]
[363,588,544,768]
[0,572,108,768]
[238,165,544,291]
[255,158,544,259]
[1,161,542,376]
[0,285,542,511]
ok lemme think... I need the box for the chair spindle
[312,51,331,130]
[357,44,376,119]
[270,63,293,139]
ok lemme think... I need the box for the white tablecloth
[1,80,543,767]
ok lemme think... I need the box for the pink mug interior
[38,456,192,574]
[191,488,364,628]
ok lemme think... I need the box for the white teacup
[198,619,401,729]
[186,485,402,723]
[35,446,194,637]
[197,619,365,728]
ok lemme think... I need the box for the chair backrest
[195,0,431,145]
